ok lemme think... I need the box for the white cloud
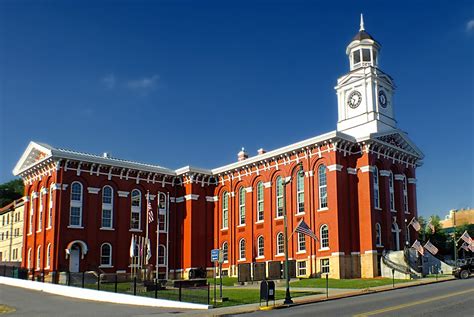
[101,74,116,89]
[126,75,159,92]
[467,19,474,31]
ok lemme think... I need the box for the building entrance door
[69,247,80,272]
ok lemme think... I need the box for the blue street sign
[211,249,219,262]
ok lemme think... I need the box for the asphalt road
[235,278,474,317]
[0,285,189,317]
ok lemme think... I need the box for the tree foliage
[0,179,24,208]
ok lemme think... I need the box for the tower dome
[346,14,381,71]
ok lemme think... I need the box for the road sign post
[211,249,219,306]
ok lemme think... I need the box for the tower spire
[360,13,365,31]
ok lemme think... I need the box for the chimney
[238,147,248,161]
[257,148,266,155]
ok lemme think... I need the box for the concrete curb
[0,276,210,310]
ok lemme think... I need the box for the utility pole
[452,210,457,263]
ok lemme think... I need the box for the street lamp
[282,162,303,306]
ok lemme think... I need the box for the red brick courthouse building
[14,19,423,279]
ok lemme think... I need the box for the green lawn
[291,277,412,289]
[210,289,321,307]
[207,276,238,286]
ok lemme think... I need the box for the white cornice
[87,187,101,194]
[118,191,129,198]
[359,166,374,173]
[327,164,343,172]
[185,194,199,201]
[206,196,218,202]
[347,167,357,175]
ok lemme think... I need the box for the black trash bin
[260,280,275,306]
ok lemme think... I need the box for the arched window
[402,175,409,213]
[29,194,34,234]
[157,192,166,232]
[239,239,246,260]
[158,245,166,266]
[27,248,32,269]
[239,187,246,225]
[297,171,305,213]
[276,176,284,218]
[38,190,43,231]
[130,189,141,230]
[373,166,380,209]
[389,172,395,211]
[36,245,41,269]
[46,243,51,268]
[222,242,228,262]
[318,165,328,209]
[100,243,112,266]
[69,182,83,227]
[320,225,329,249]
[256,182,264,222]
[101,186,114,229]
[222,192,229,229]
[47,186,53,228]
[277,232,284,255]
[375,223,382,246]
[298,232,306,252]
[257,236,264,257]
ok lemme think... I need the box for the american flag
[427,218,435,233]
[295,219,318,241]
[412,240,424,255]
[423,240,439,255]
[409,217,421,232]
[460,242,470,252]
[459,231,472,244]
[147,194,154,223]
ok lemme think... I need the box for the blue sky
[0,0,472,218]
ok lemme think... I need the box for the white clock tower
[335,14,397,138]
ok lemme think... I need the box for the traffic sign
[211,249,220,262]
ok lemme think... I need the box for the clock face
[347,90,362,109]
[378,90,388,108]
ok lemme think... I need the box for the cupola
[346,14,381,70]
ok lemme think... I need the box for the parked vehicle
[453,257,474,279]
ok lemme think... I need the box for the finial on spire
[359,13,365,31]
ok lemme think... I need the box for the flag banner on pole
[412,240,424,255]
[427,218,435,234]
[423,240,439,255]
[461,242,470,252]
[129,234,136,257]
[295,219,319,241]
[459,231,472,244]
[147,194,154,223]
[146,238,152,261]
[409,217,421,232]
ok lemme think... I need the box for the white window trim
[101,186,114,229]
[100,243,112,267]
[67,225,84,229]
[276,177,283,218]
[47,187,53,229]
[318,165,328,209]
[69,182,83,227]
[255,220,264,224]
[295,212,306,216]
[238,188,246,226]
[222,192,229,229]
[239,238,246,261]
[296,172,305,213]
[130,189,141,230]
[319,247,330,251]
[256,182,264,222]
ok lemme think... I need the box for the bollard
[12,266,15,278]
[82,271,85,288]
[42,269,45,283]
[178,283,182,302]
[133,277,137,296]
[154,279,158,299]
[115,274,118,293]
[392,269,395,288]
[97,273,100,291]
[208,283,210,305]
[32,270,35,282]
[326,274,329,298]
[3,265,6,276]
[67,271,71,286]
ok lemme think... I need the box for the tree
[0,178,24,207]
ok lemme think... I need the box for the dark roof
[352,30,376,42]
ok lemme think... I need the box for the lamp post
[282,163,303,306]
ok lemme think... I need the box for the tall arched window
[239,239,246,260]
[70,182,83,227]
[318,165,328,209]
[320,225,329,249]
[257,236,264,257]
[256,182,264,222]
[38,190,43,231]
[298,232,306,252]
[46,243,51,268]
[47,186,53,228]
[239,187,246,225]
[101,186,114,229]
[373,166,380,209]
[222,192,229,229]
[389,172,395,211]
[36,245,41,269]
[375,223,382,246]
[402,175,409,213]
[297,171,305,213]
[276,176,284,218]
[158,245,166,265]
[222,242,228,262]
[100,243,112,266]
[277,232,284,255]
[29,195,34,234]
[130,189,141,230]
[27,248,32,269]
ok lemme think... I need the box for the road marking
[353,288,474,317]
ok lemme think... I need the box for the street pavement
[0,284,189,316]
[234,278,474,317]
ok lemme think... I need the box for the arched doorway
[391,222,400,251]
[65,240,88,273]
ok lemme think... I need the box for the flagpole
[156,192,160,282]
[289,219,304,241]
[145,191,150,267]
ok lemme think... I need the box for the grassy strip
[207,277,238,286]
[291,277,412,289]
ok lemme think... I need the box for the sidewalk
[181,276,455,316]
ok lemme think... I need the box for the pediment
[371,130,424,159]
[13,142,54,176]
